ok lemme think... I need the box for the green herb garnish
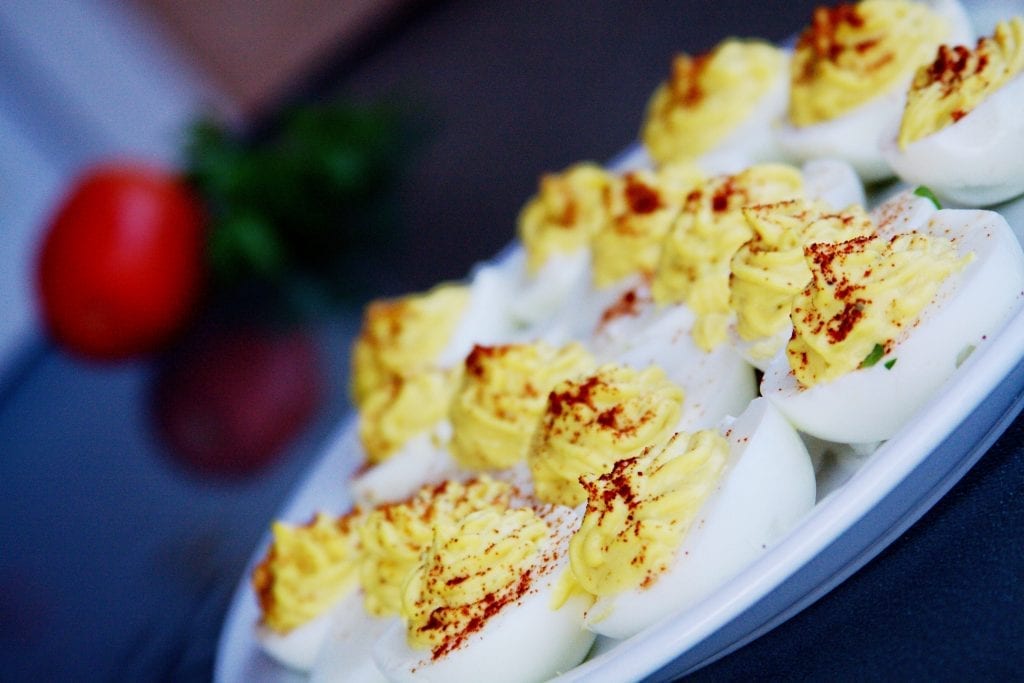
[913,185,942,209]
[860,343,885,368]
[186,99,425,318]
[884,358,897,370]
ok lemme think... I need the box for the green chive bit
[956,345,976,368]
[913,186,942,209]
[884,358,897,370]
[860,343,885,368]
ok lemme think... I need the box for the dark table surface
[2,1,1022,680]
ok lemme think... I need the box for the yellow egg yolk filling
[400,507,549,657]
[730,199,875,361]
[252,511,363,633]
[569,430,729,597]
[788,230,970,387]
[528,364,685,506]
[359,477,515,618]
[591,165,705,288]
[449,342,596,471]
[652,164,805,350]
[517,162,613,273]
[358,366,462,464]
[641,39,787,165]
[899,17,1024,148]
[350,284,470,407]
[790,0,949,127]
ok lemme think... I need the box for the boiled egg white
[435,259,525,367]
[777,0,973,182]
[762,194,1024,443]
[371,505,595,683]
[350,427,464,508]
[589,286,756,432]
[502,248,595,345]
[251,512,363,672]
[256,591,362,673]
[882,18,1024,207]
[576,398,815,639]
[640,39,792,174]
[800,158,866,211]
[308,603,392,683]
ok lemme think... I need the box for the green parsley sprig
[186,100,424,320]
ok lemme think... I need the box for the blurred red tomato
[37,163,205,360]
[152,326,324,477]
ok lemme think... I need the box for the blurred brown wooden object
[138,0,408,117]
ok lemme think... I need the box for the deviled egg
[251,511,364,672]
[349,275,520,504]
[308,477,525,683]
[640,38,790,173]
[883,17,1024,206]
[448,342,595,471]
[778,0,973,182]
[350,284,471,407]
[527,363,685,506]
[371,503,594,683]
[762,190,1024,443]
[651,163,805,350]
[351,365,465,506]
[570,398,815,639]
[350,272,517,408]
[505,161,614,341]
[729,198,876,368]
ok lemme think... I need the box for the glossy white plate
[214,173,1024,682]
[216,3,1024,660]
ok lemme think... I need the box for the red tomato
[152,326,324,476]
[37,163,205,360]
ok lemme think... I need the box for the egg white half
[583,398,816,639]
[693,50,793,175]
[506,248,595,344]
[371,507,595,683]
[777,0,974,183]
[569,272,653,344]
[435,259,522,368]
[777,87,908,183]
[309,603,393,683]
[460,243,630,350]
[728,158,868,370]
[255,589,363,673]
[592,300,756,431]
[882,72,1024,207]
[801,158,866,210]
[350,425,464,508]
[762,205,1024,443]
